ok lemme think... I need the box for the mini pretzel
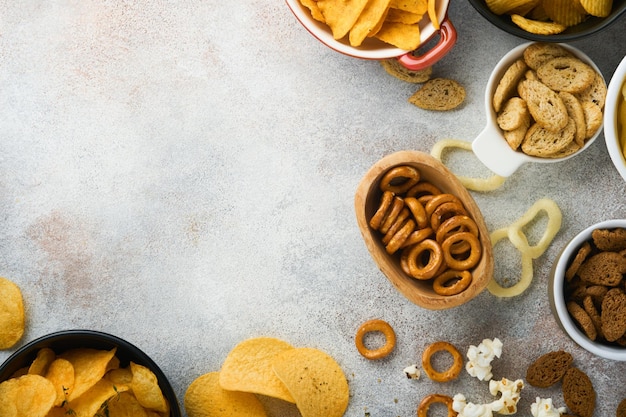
[385,219,415,255]
[379,165,420,194]
[379,196,405,234]
[404,197,429,229]
[355,319,396,360]
[424,193,462,218]
[406,239,444,280]
[382,208,411,245]
[430,201,468,231]
[441,232,482,270]
[433,270,473,296]
[417,394,455,417]
[370,191,394,230]
[435,215,479,244]
[421,341,463,382]
[400,227,434,249]
[405,181,442,198]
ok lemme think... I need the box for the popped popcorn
[530,397,567,417]
[403,364,420,379]
[453,393,503,417]
[466,338,503,381]
[489,378,524,415]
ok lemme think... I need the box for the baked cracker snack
[567,300,598,340]
[517,79,569,132]
[565,240,591,281]
[523,43,572,71]
[617,398,626,417]
[493,59,528,113]
[592,228,626,251]
[380,59,433,83]
[600,288,626,342]
[562,367,595,417]
[578,251,626,286]
[537,56,596,94]
[408,78,466,111]
[525,350,573,388]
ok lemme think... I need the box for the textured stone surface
[1,1,625,416]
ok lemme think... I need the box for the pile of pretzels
[369,165,482,296]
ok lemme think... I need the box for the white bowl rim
[552,219,626,361]
[604,54,626,182]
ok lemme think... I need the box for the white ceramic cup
[603,54,626,182]
[472,42,604,177]
[285,0,456,70]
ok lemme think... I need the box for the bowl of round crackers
[468,0,626,41]
[549,219,626,361]
[604,53,626,182]
[0,329,182,416]
[285,0,457,70]
[354,150,494,310]
[472,42,606,177]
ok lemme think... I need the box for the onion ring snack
[422,341,464,382]
[354,319,396,360]
[417,394,456,417]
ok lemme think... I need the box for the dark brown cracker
[567,301,597,340]
[565,241,592,281]
[601,288,626,342]
[525,350,573,388]
[562,367,596,417]
[578,251,626,286]
[592,228,626,252]
[582,295,604,340]
[618,398,626,417]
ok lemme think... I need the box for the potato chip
[374,21,421,50]
[0,374,56,417]
[543,0,588,26]
[427,0,439,29]
[59,347,117,401]
[299,0,326,22]
[385,8,424,24]
[272,347,349,417]
[0,277,25,350]
[390,0,428,14]
[64,378,127,417]
[219,337,295,403]
[106,392,150,417]
[507,0,541,16]
[579,0,613,16]
[317,0,370,39]
[185,372,267,417]
[486,0,537,15]
[28,347,56,376]
[510,13,567,34]
[106,366,134,386]
[349,0,393,46]
[130,362,170,414]
[44,358,75,406]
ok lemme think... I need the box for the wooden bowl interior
[355,151,493,309]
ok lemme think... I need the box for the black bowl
[468,0,626,41]
[0,329,181,416]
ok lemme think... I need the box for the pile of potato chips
[299,0,439,50]
[184,337,349,417]
[485,0,614,35]
[0,347,170,417]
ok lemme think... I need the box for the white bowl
[549,219,626,361]
[285,0,456,70]
[472,42,604,177]
[604,54,626,182]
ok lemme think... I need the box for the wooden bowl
[354,150,494,310]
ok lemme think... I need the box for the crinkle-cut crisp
[525,350,573,388]
[600,288,626,342]
[578,251,626,286]
[562,367,595,417]
[591,227,626,252]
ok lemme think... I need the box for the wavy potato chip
[44,358,75,406]
[59,347,118,401]
[543,0,588,26]
[0,277,25,350]
[579,0,613,16]
[219,336,295,403]
[130,362,170,414]
[185,372,267,417]
[272,347,349,417]
[0,374,56,417]
[511,13,567,34]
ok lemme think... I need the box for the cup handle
[396,17,457,71]
[472,123,529,177]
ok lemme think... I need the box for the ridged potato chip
[543,0,588,26]
[130,362,170,414]
[0,277,25,350]
[579,0,613,16]
[0,374,56,417]
[219,337,295,403]
[486,0,537,15]
[511,13,567,34]
[272,347,349,417]
[185,372,267,417]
